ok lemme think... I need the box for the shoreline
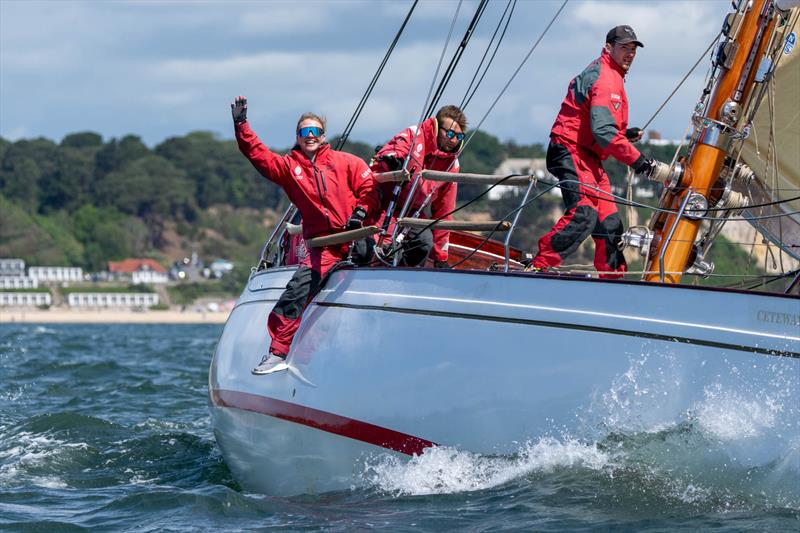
[0,308,230,324]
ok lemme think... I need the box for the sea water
[1,323,797,531]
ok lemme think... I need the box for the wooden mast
[644,0,781,283]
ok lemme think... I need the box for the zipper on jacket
[312,164,333,233]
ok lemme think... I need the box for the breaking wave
[362,437,609,495]
[361,348,800,513]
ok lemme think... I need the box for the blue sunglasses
[298,126,324,138]
[444,128,465,141]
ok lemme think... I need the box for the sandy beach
[0,307,230,324]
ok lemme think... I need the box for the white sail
[738,10,800,259]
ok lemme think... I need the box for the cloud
[1,0,733,147]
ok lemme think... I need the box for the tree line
[0,129,675,272]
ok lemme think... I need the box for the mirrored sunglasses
[298,126,324,138]
[444,128,465,141]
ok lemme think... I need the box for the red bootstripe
[210,389,437,456]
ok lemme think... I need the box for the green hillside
[0,130,761,289]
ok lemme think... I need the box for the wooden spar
[374,170,410,183]
[644,0,780,283]
[374,169,537,186]
[397,218,512,231]
[420,170,535,186]
[306,226,380,248]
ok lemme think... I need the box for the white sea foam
[0,385,26,402]
[362,437,609,496]
[595,347,685,435]
[29,475,68,489]
[124,468,157,485]
[678,483,712,504]
[696,383,781,441]
[0,431,87,488]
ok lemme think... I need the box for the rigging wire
[370,2,797,283]
[404,0,464,172]
[741,9,800,274]
[377,167,800,265]
[378,0,465,257]
[641,30,722,131]
[424,0,490,118]
[378,0,463,256]
[456,0,569,159]
[380,174,800,266]
[382,0,567,242]
[379,0,508,250]
[265,1,418,266]
[376,172,527,262]
[461,172,800,225]
[383,0,516,228]
[334,0,419,150]
[547,180,800,220]
[461,0,517,110]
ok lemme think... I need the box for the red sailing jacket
[235,121,381,240]
[371,117,459,261]
[550,49,641,166]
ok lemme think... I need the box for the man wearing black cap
[529,25,668,278]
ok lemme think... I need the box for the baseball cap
[606,25,644,48]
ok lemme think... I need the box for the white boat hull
[209,266,800,495]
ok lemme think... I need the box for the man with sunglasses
[371,105,468,267]
[232,96,381,374]
[528,25,669,278]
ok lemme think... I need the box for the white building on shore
[492,156,661,201]
[28,266,83,283]
[67,292,159,308]
[0,292,52,307]
[0,276,38,289]
[490,158,558,200]
[0,258,26,277]
[108,259,168,284]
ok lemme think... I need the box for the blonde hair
[296,112,327,133]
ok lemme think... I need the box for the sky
[0,0,731,149]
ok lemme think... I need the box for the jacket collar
[600,48,627,78]
[419,117,459,162]
[291,142,330,164]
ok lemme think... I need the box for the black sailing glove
[625,127,642,141]
[346,206,367,230]
[631,155,653,174]
[379,155,403,171]
[231,96,248,125]
[433,259,449,269]
[632,156,670,182]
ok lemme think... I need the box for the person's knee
[351,237,376,266]
[602,213,624,238]
[273,267,318,319]
[551,206,597,250]
[402,229,433,266]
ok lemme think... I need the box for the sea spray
[361,437,609,496]
[590,344,688,435]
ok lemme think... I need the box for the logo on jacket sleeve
[610,93,622,111]
[294,165,303,179]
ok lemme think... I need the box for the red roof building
[108,259,168,284]
[108,258,166,274]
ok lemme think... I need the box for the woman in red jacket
[232,97,381,374]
